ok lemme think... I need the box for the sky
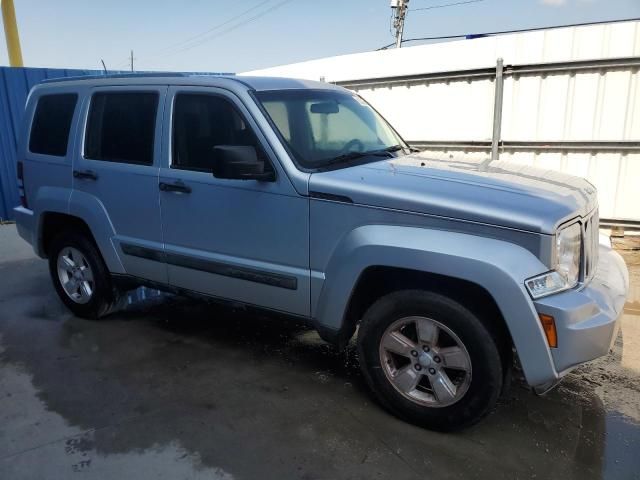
[1,0,639,73]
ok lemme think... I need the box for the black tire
[48,231,116,319]
[357,290,503,432]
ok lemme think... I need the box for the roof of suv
[39,73,345,92]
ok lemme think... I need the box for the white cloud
[540,0,567,6]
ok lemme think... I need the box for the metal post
[491,58,504,161]
[1,0,24,67]
[395,9,405,49]
[392,0,409,49]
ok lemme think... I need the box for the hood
[308,154,598,234]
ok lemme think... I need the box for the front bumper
[533,237,629,383]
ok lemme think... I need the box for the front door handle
[73,169,98,181]
[159,181,191,194]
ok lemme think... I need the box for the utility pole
[391,0,410,49]
[130,50,134,72]
[1,0,24,66]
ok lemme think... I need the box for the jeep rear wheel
[357,290,503,431]
[48,232,116,319]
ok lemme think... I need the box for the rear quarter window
[29,93,78,156]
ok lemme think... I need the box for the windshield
[255,89,408,170]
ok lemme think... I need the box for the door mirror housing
[212,145,275,181]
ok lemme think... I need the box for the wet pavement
[0,224,639,480]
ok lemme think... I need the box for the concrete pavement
[1,224,639,479]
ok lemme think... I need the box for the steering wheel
[339,139,365,155]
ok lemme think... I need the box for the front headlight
[526,222,581,299]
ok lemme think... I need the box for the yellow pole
[1,0,24,67]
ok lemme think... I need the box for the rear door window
[85,92,158,165]
[29,93,78,156]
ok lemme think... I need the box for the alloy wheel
[56,247,94,304]
[379,316,472,407]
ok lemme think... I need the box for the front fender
[314,225,556,386]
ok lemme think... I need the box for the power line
[166,0,296,57]
[138,0,295,66]
[152,0,275,57]
[390,0,482,49]
[134,0,280,66]
[113,58,132,70]
[410,0,484,12]
[377,16,640,50]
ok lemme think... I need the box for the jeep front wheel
[357,290,503,431]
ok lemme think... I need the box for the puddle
[603,413,640,479]
[0,356,234,479]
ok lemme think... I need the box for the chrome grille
[583,210,599,283]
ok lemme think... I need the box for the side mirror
[212,145,275,181]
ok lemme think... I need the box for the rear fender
[65,190,125,273]
[31,186,72,257]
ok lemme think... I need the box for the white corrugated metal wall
[244,20,640,222]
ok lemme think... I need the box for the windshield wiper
[385,144,419,153]
[323,145,403,166]
[385,144,421,154]
[384,144,405,153]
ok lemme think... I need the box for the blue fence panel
[0,67,232,221]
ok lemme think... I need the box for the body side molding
[121,243,298,290]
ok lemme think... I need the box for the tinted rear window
[85,92,158,165]
[29,93,78,156]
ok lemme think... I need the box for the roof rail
[41,72,234,84]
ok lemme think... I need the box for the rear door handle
[159,181,191,194]
[73,169,98,181]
